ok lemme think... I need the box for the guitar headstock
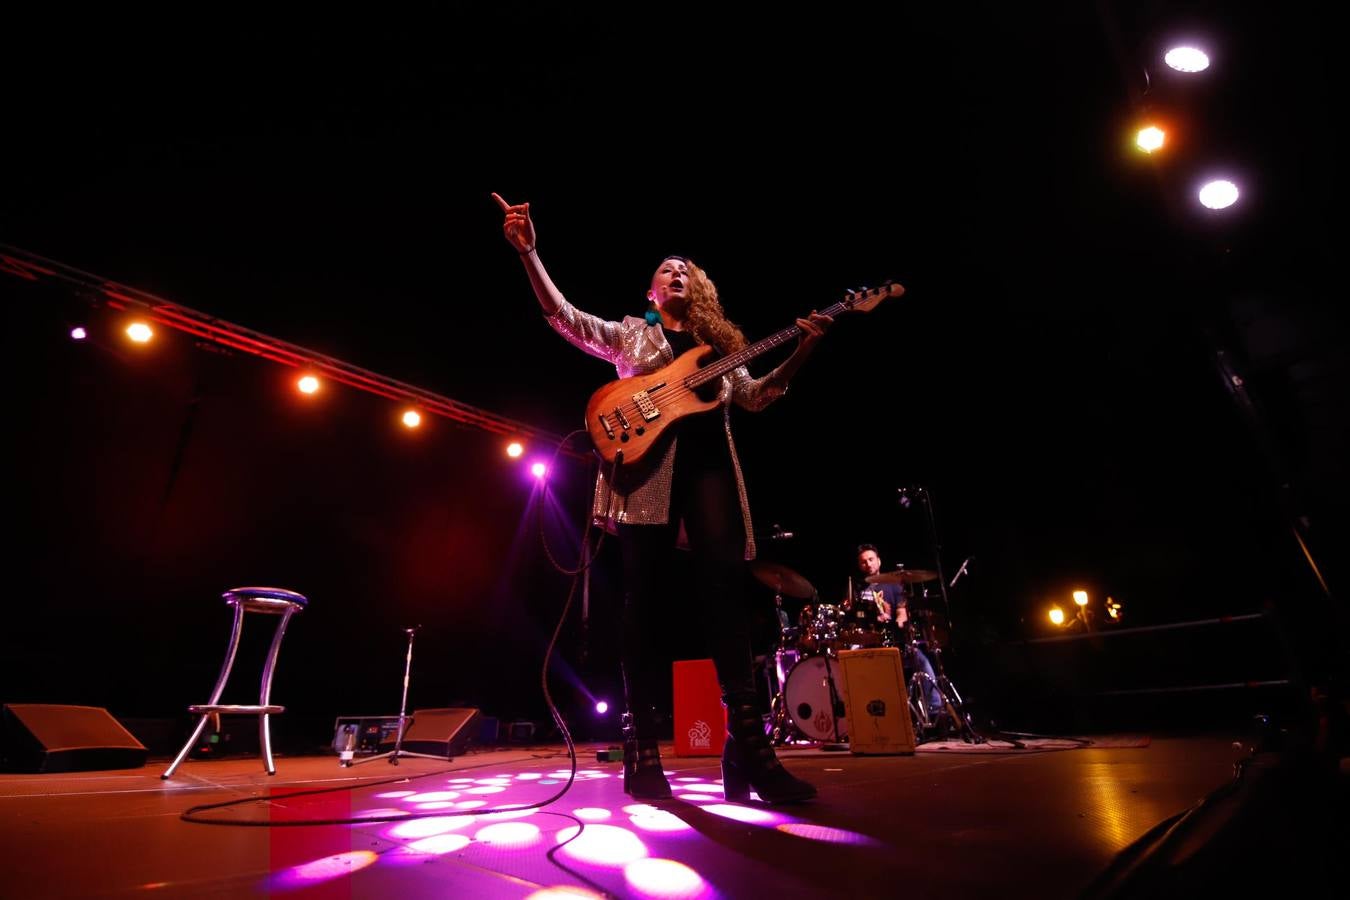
[841,280,904,313]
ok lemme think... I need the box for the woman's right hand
[491,192,536,254]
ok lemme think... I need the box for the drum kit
[750,560,980,745]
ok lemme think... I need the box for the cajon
[837,647,915,754]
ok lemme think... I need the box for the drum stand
[341,627,447,766]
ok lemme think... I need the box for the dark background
[2,3,1343,748]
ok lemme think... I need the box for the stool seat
[189,704,286,715]
[223,587,309,611]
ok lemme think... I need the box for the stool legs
[257,606,298,776]
[162,604,246,779]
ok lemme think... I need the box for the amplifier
[333,716,404,756]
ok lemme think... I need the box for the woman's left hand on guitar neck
[768,310,834,388]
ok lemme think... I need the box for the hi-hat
[865,568,938,584]
[749,561,816,599]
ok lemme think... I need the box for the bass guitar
[586,281,903,464]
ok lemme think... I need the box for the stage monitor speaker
[380,707,480,758]
[1,704,149,773]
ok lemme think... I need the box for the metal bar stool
[162,587,308,779]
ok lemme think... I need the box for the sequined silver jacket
[547,299,791,560]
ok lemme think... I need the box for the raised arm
[492,192,564,316]
[492,192,625,363]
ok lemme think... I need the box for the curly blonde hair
[682,260,748,355]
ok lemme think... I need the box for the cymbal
[865,568,938,584]
[749,561,816,599]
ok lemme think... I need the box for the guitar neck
[687,299,851,388]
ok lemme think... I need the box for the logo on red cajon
[687,719,713,750]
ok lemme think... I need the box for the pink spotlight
[555,824,648,866]
[530,462,548,479]
[595,700,609,715]
[70,327,88,341]
[624,858,711,898]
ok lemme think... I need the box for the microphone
[949,557,972,588]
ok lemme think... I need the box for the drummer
[847,544,944,714]
[845,544,903,638]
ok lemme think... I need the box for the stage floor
[0,731,1263,898]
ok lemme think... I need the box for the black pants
[616,456,753,735]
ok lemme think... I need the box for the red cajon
[672,659,726,757]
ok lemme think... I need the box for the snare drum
[839,599,886,648]
[839,624,885,648]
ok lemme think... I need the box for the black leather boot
[621,710,672,800]
[722,694,816,804]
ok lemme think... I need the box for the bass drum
[783,654,849,742]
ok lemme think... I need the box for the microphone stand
[902,486,987,744]
[913,486,953,637]
[342,626,447,766]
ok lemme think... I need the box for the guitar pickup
[597,414,615,440]
[612,407,630,430]
[632,384,663,422]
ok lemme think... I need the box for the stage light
[1164,46,1210,73]
[1106,596,1124,621]
[1048,606,1066,626]
[1063,591,1096,631]
[595,700,609,715]
[1135,125,1166,153]
[297,375,320,395]
[125,321,153,343]
[70,326,87,341]
[506,441,524,458]
[1198,179,1239,209]
[401,410,422,429]
[530,462,547,479]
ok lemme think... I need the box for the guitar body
[586,345,723,465]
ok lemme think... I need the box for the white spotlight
[1198,179,1239,210]
[1135,126,1165,153]
[1164,47,1210,73]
